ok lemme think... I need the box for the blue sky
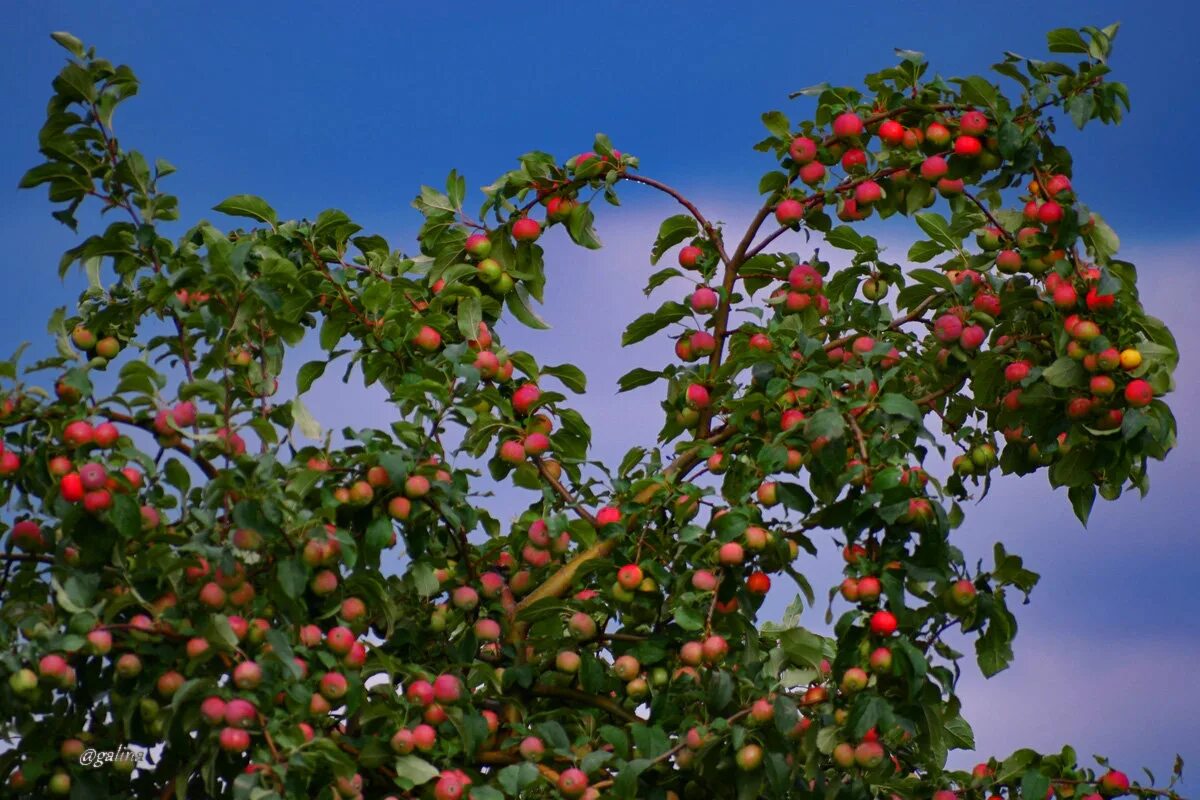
[2,0,1197,785]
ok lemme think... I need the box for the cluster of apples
[770,109,1003,224]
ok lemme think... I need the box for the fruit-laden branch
[534,459,597,526]
[101,410,220,479]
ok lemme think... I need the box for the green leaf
[506,287,550,330]
[914,212,960,251]
[277,559,306,600]
[457,295,482,339]
[1067,93,1096,130]
[1068,485,1096,527]
[543,363,586,393]
[536,720,571,753]
[1046,28,1090,54]
[393,755,439,787]
[621,302,690,346]
[1041,357,1084,388]
[411,563,440,597]
[296,360,327,394]
[291,397,322,440]
[707,670,734,712]
[618,367,662,393]
[213,195,277,228]
[650,215,699,265]
[825,225,875,256]
[879,393,922,422]
[780,627,826,670]
[497,763,539,796]
[761,110,792,139]
[50,31,86,57]
[1022,769,1051,800]
[944,713,976,750]
[805,407,845,440]
[567,203,602,249]
[907,239,945,263]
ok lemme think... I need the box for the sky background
[2,0,1198,786]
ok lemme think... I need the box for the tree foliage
[0,24,1183,800]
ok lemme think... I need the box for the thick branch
[530,683,638,725]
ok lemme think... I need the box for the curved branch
[620,174,730,267]
[531,683,639,725]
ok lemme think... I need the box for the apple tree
[0,23,1184,800]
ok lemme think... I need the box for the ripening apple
[869,610,898,636]
[432,674,462,704]
[869,646,893,672]
[512,217,541,242]
[413,326,442,352]
[855,740,886,768]
[219,726,251,753]
[556,650,581,673]
[718,541,744,566]
[841,667,868,693]
[1099,770,1130,796]
[407,723,436,752]
[678,245,702,268]
[736,743,764,771]
[1124,379,1152,408]
[519,735,544,762]
[464,233,491,258]
[701,634,729,664]
[691,569,718,592]
[919,155,949,181]
[789,136,818,163]
[832,742,856,768]
[856,576,881,604]
[799,160,826,186]
[691,287,718,313]
[756,481,779,506]
[558,768,589,798]
[679,641,704,666]
[933,314,964,343]
[775,199,805,226]
[511,383,540,416]
[832,111,864,139]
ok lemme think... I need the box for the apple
[1124,379,1152,408]
[219,726,251,753]
[678,245,703,268]
[413,326,442,352]
[746,571,771,595]
[855,740,886,768]
[512,217,541,242]
[775,199,805,226]
[833,111,864,139]
[1099,770,1130,796]
[869,610,898,636]
[789,136,818,164]
[701,634,728,664]
[919,156,949,182]
[412,723,437,751]
[464,233,491,258]
[691,287,718,313]
[736,743,764,771]
[233,661,262,689]
[869,647,893,672]
[555,650,581,673]
[432,674,462,704]
[558,768,589,798]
